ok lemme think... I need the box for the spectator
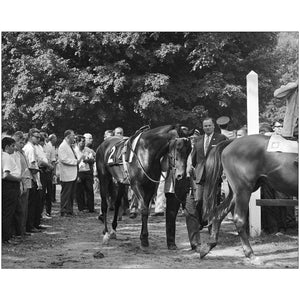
[186,117,227,252]
[23,128,43,233]
[58,129,84,216]
[11,131,33,238]
[114,127,124,137]
[216,116,236,140]
[236,126,247,138]
[104,129,114,140]
[2,137,21,242]
[35,135,54,221]
[46,134,58,203]
[272,120,283,135]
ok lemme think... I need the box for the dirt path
[1,191,298,269]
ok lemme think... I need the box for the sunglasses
[33,135,41,138]
[274,125,283,128]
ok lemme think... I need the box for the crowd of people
[1,126,124,244]
[1,118,297,248]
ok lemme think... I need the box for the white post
[246,71,261,237]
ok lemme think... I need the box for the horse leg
[111,184,125,239]
[200,195,234,258]
[99,177,110,244]
[232,190,256,259]
[166,192,180,250]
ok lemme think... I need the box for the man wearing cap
[216,116,236,140]
[186,117,227,252]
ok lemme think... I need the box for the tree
[2,32,285,143]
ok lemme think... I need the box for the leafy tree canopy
[2,32,297,144]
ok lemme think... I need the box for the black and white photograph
[0,0,299,299]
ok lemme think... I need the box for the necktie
[204,135,210,155]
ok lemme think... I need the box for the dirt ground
[1,188,298,269]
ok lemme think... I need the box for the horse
[95,125,192,249]
[200,134,298,262]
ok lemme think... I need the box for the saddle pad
[266,134,298,154]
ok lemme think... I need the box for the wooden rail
[256,199,298,207]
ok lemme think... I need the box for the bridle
[128,137,187,184]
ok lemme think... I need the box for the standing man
[2,137,21,242]
[43,133,58,214]
[58,129,83,216]
[186,117,227,252]
[12,131,33,238]
[83,133,96,212]
[23,128,43,233]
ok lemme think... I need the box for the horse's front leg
[165,192,180,250]
[140,206,150,247]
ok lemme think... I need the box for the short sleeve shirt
[2,151,20,178]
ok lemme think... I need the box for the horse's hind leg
[233,190,255,259]
[99,176,110,244]
[200,193,234,258]
[111,184,125,239]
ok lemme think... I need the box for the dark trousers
[61,180,76,214]
[13,189,29,236]
[185,183,205,248]
[76,171,94,212]
[26,181,42,231]
[2,180,20,241]
[40,170,53,215]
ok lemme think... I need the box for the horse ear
[168,129,179,139]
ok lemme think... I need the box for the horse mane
[202,139,233,221]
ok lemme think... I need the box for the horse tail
[202,139,233,221]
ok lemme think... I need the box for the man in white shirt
[22,128,43,232]
[2,137,21,242]
[12,131,33,237]
[58,129,84,216]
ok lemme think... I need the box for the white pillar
[246,71,261,237]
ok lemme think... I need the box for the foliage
[2,31,295,144]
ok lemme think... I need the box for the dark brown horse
[96,125,191,248]
[200,134,298,262]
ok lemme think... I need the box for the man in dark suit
[185,117,227,252]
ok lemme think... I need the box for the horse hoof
[110,230,117,239]
[168,244,178,250]
[248,256,263,266]
[103,233,110,245]
[141,240,149,248]
[98,215,104,223]
[199,244,211,259]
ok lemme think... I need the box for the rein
[127,138,179,184]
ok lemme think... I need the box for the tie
[204,135,210,155]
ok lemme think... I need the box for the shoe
[24,232,32,236]
[152,212,164,217]
[35,225,47,230]
[42,213,52,220]
[28,228,41,233]
[129,212,137,219]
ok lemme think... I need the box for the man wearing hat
[216,116,236,140]
[186,117,227,252]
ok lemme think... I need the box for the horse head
[168,137,192,180]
